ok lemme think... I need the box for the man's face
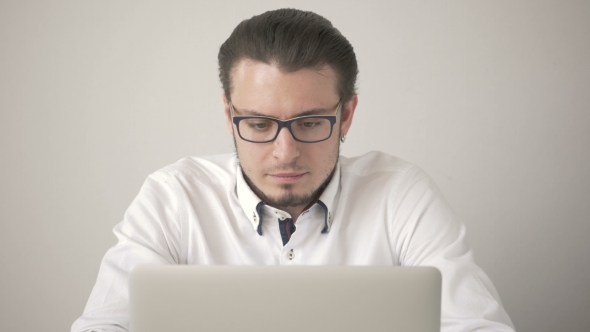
[224,60,356,212]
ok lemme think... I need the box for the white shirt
[72,151,515,332]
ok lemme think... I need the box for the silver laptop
[130,266,441,332]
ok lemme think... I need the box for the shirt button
[288,249,294,260]
[279,216,286,220]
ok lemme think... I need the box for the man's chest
[181,207,398,266]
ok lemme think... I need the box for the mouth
[268,172,306,183]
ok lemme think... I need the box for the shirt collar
[236,166,265,234]
[236,162,341,236]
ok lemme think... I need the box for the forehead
[230,60,339,117]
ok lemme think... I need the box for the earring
[340,136,346,143]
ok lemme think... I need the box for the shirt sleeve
[390,167,515,332]
[71,170,182,332]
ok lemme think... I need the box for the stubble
[233,136,340,209]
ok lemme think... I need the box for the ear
[339,94,358,138]
[222,94,234,135]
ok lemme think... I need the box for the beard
[233,136,340,209]
[241,161,337,208]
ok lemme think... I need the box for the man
[72,8,514,332]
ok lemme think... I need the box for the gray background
[1,1,589,331]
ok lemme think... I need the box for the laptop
[130,265,441,332]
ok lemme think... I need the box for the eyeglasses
[230,100,342,143]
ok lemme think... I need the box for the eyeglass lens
[239,117,332,142]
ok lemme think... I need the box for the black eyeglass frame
[230,100,342,143]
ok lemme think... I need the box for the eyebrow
[233,107,334,118]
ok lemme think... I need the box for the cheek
[237,143,268,173]
[309,140,339,171]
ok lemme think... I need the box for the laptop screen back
[130,266,441,332]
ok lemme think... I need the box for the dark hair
[218,8,358,102]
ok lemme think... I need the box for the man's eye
[246,120,271,130]
[301,121,322,128]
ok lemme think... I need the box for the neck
[281,205,306,222]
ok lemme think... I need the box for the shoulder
[340,151,425,183]
[339,151,437,201]
[147,153,238,187]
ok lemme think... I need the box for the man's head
[218,9,358,215]
[218,8,358,104]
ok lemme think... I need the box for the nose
[272,127,300,164]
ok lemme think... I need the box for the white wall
[1,1,588,331]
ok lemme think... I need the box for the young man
[72,8,514,332]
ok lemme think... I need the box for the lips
[268,173,306,182]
